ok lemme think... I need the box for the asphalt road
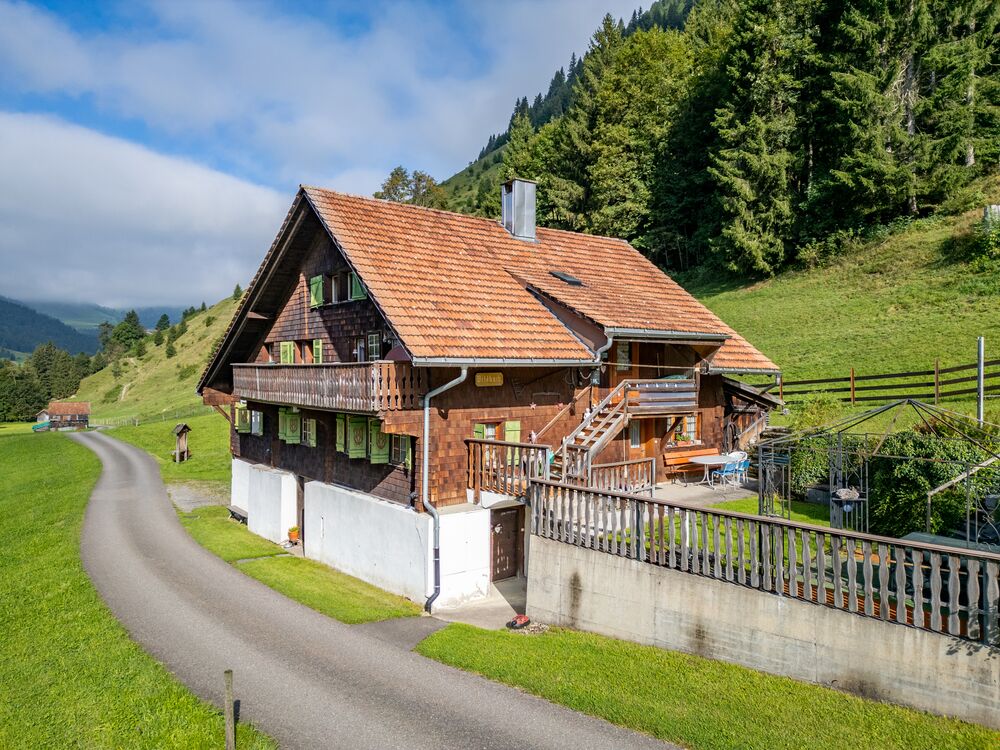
[74,431,674,749]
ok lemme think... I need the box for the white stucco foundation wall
[245,463,297,544]
[437,503,491,608]
[528,536,1000,730]
[231,458,252,512]
[303,482,492,609]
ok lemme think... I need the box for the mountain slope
[682,177,1000,385]
[0,297,98,355]
[25,300,189,333]
[74,296,238,420]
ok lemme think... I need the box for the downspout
[422,366,468,612]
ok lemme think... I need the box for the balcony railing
[232,361,427,412]
[466,438,551,501]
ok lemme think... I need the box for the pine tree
[155,314,170,331]
[153,329,164,347]
[165,342,177,359]
[111,310,145,351]
[232,284,243,301]
[200,301,207,312]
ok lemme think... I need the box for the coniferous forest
[421,0,1000,278]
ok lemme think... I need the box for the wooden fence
[529,479,1000,646]
[590,458,655,497]
[779,358,1000,404]
[466,439,550,501]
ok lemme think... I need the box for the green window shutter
[335,413,346,453]
[348,416,367,458]
[278,408,288,440]
[473,423,486,440]
[349,272,367,300]
[405,436,413,471]
[285,413,301,445]
[309,275,324,307]
[280,341,295,364]
[505,420,521,464]
[313,339,323,364]
[235,405,250,433]
[369,418,389,464]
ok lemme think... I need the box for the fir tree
[165,342,177,359]
[232,284,243,301]
[155,313,170,331]
[153,329,164,347]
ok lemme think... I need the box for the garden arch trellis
[757,399,1000,547]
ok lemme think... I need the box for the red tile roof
[46,401,90,416]
[302,188,778,373]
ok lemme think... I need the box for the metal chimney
[501,178,536,241]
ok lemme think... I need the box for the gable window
[349,271,367,301]
[367,332,381,361]
[309,275,325,308]
[279,341,296,364]
[313,339,323,364]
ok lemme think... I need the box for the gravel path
[73,431,675,750]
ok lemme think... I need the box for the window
[302,418,317,448]
[279,341,296,364]
[354,336,366,362]
[250,410,263,436]
[684,414,698,441]
[616,341,631,372]
[235,405,250,433]
[312,339,323,364]
[349,271,367,300]
[630,420,641,449]
[309,275,324,307]
[390,434,410,467]
[367,332,381,361]
[473,422,500,440]
[549,270,583,286]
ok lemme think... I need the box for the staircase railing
[556,380,633,484]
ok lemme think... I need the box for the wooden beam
[213,404,234,426]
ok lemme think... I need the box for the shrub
[176,364,197,381]
[204,316,215,328]
[789,393,842,432]
[152,329,163,346]
[102,386,119,404]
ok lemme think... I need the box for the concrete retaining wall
[245,463,297,544]
[231,458,251,512]
[527,536,1000,729]
[303,482,490,609]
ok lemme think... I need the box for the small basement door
[490,507,523,581]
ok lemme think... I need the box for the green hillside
[440,148,504,216]
[683,177,1000,383]
[74,297,237,421]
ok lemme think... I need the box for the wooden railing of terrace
[590,458,656,497]
[232,361,427,412]
[530,479,1000,646]
[466,439,551,501]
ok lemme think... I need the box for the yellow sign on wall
[475,372,504,387]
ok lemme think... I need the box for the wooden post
[778,375,784,402]
[849,368,856,405]
[224,669,235,750]
[934,359,940,405]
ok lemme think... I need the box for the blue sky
[0,0,637,307]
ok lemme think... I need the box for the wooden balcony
[232,361,427,412]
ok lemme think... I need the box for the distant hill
[75,296,238,420]
[0,297,98,355]
[25,300,187,333]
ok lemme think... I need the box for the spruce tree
[153,329,163,347]
[155,313,170,331]
[232,284,243,301]
[165,342,177,359]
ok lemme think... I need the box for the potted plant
[288,526,299,543]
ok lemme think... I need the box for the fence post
[849,367,856,405]
[224,669,235,750]
[934,359,940,405]
[977,337,985,426]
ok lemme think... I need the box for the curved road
[74,432,672,749]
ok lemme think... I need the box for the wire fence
[90,403,217,428]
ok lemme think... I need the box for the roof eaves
[604,327,730,343]
[410,356,597,367]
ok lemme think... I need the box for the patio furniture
[663,447,720,484]
[711,460,741,487]
[689,453,732,487]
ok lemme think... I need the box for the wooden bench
[662,447,719,484]
[227,505,248,524]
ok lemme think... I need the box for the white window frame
[251,410,264,436]
[354,336,366,363]
[302,417,317,448]
[390,434,408,466]
[367,331,381,361]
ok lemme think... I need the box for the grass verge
[417,623,999,750]
[110,411,231,487]
[0,432,274,749]
[178,505,421,623]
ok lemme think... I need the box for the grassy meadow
[0,431,274,749]
[418,624,999,750]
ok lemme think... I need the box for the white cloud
[0,112,287,307]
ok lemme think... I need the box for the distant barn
[35,401,91,431]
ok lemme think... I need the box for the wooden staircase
[551,381,632,484]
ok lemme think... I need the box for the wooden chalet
[199,178,779,609]
[35,401,90,430]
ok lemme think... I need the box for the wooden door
[491,507,522,581]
